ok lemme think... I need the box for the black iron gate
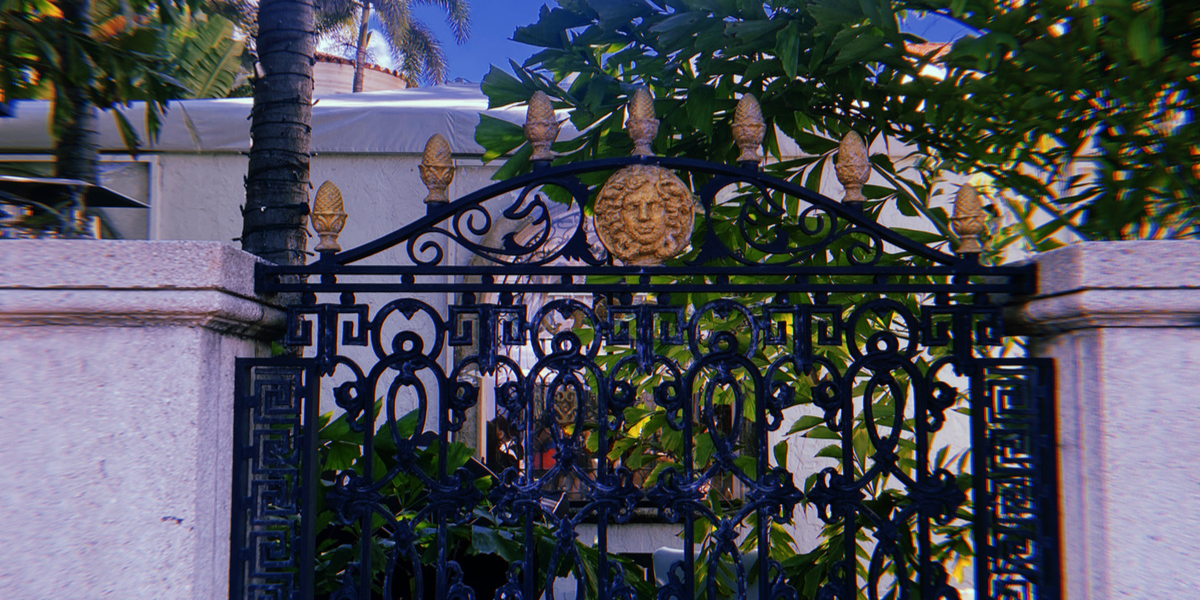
[231,94,1058,600]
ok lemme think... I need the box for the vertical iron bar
[916,367,931,600]
[756,367,769,600]
[300,364,319,599]
[684,369,696,600]
[360,369,377,599]
[841,365,856,599]
[523,375,537,600]
[1038,361,1062,600]
[438,519,449,600]
[598,369,611,600]
[969,362,991,600]
[229,359,252,600]
[439,368,450,600]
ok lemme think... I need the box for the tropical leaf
[167,13,248,98]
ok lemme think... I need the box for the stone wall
[0,241,284,600]
[1011,241,1200,600]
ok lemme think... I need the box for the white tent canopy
[0,83,844,158]
[0,84,528,155]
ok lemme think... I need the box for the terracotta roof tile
[314,51,413,86]
[904,42,952,62]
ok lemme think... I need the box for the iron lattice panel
[232,360,319,600]
[974,360,1060,600]
[268,288,1038,600]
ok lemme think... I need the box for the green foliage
[165,10,251,99]
[315,404,498,596]
[479,0,918,180]
[470,0,1193,596]
[480,0,1198,248]
[314,405,647,599]
[0,0,248,236]
[468,1,1024,597]
[1,0,248,140]
[0,0,195,150]
[899,0,1200,242]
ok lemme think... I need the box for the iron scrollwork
[241,96,1054,600]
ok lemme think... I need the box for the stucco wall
[150,153,502,248]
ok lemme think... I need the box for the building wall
[314,59,411,96]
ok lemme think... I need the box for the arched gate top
[259,93,1032,297]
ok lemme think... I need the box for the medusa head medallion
[594,164,695,266]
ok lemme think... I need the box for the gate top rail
[257,92,1033,296]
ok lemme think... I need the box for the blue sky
[412,0,553,83]
[402,2,971,84]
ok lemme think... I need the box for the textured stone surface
[0,241,283,600]
[1013,241,1200,331]
[1031,240,1200,296]
[0,240,266,297]
[1012,241,1200,600]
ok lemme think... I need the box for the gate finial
[732,94,765,165]
[525,91,559,163]
[627,87,659,157]
[836,130,870,204]
[420,134,455,206]
[953,184,986,254]
[311,180,347,253]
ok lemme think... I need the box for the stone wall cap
[1010,240,1200,332]
[0,241,285,336]
[1033,240,1200,296]
[0,240,268,299]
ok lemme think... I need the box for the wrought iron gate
[231,93,1059,600]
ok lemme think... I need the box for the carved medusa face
[594,165,695,266]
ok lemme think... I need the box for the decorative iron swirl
[370,298,446,362]
[611,354,685,428]
[684,176,887,268]
[405,182,606,268]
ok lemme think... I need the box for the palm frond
[415,0,470,44]
[398,20,447,84]
[207,0,257,31]
[372,0,415,42]
[313,0,357,34]
[312,0,469,85]
[319,23,371,61]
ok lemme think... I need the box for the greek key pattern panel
[231,360,315,600]
[977,359,1060,600]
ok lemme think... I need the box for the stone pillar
[0,241,285,600]
[1010,241,1200,600]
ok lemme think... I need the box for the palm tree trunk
[54,96,99,185]
[352,1,371,93]
[242,0,315,266]
[54,0,98,237]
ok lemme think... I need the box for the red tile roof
[905,42,952,62]
[314,51,412,86]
